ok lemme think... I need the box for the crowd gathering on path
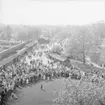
[0,43,105,105]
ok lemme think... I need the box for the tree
[64,27,94,64]
[28,27,41,40]
[16,30,29,41]
[41,26,62,40]
[100,38,105,64]
[53,78,105,105]
[0,26,12,40]
[91,22,105,45]
[50,43,63,55]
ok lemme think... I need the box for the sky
[0,0,105,25]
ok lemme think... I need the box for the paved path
[7,79,66,105]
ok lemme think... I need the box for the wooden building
[49,53,71,67]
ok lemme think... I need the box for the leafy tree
[16,30,29,41]
[0,26,12,40]
[64,27,94,64]
[15,27,41,41]
[53,78,105,105]
[50,43,63,55]
[28,27,41,40]
[100,39,105,64]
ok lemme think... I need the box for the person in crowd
[0,44,87,105]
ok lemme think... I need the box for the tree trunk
[82,40,86,64]
[83,51,86,64]
[82,35,86,64]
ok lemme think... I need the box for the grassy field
[7,78,67,105]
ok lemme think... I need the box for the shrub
[50,44,63,55]
[53,78,105,105]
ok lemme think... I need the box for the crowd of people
[0,44,72,105]
[1,43,104,105]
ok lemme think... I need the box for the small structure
[49,53,71,67]
[63,58,71,67]
[0,53,18,69]
[38,37,50,45]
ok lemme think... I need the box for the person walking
[41,84,45,92]
[41,84,43,90]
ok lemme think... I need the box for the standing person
[41,84,43,90]
[41,84,45,92]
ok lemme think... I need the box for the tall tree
[0,26,12,40]
[28,27,41,40]
[64,27,94,64]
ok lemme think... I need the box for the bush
[53,78,105,105]
[50,44,63,55]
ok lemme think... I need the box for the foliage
[64,27,93,63]
[16,30,29,41]
[0,22,105,64]
[53,78,105,105]
[0,26,12,40]
[15,27,41,41]
[50,43,63,55]
[100,38,105,64]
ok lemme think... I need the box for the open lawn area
[7,79,67,105]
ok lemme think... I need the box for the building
[38,37,50,45]
[49,53,71,67]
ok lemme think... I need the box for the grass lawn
[7,78,66,105]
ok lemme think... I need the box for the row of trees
[0,22,105,64]
[0,25,41,41]
[45,22,105,65]
[62,22,105,64]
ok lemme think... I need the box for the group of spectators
[0,44,95,105]
[0,44,67,105]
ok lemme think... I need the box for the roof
[17,47,28,56]
[0,53,18,68]
[38,38,49,44]
[0,40,30,61]
[49,53,66,62]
